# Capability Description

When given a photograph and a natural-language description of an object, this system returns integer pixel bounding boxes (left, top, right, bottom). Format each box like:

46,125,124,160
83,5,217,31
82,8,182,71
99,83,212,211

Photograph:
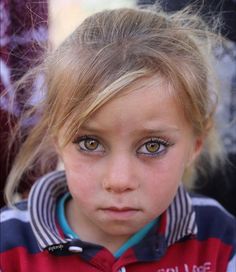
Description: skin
57,76,203,254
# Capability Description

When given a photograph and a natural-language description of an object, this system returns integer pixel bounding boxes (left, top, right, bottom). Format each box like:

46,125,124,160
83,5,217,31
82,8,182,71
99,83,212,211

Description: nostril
104,185,133,194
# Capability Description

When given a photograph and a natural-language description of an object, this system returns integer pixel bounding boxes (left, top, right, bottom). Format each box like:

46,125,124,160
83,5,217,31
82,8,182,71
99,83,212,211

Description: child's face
57,76,202,246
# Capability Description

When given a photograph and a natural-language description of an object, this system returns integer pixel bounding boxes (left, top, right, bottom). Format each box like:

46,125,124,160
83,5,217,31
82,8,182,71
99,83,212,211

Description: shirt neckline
56,191,158,258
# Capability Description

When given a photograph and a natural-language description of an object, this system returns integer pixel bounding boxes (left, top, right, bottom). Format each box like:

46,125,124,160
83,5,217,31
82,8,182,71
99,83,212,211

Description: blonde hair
5,6,223,204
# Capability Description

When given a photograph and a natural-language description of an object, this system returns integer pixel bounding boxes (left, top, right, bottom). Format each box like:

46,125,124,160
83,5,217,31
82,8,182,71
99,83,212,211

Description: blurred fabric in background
0,0,48,207
49,0,135,47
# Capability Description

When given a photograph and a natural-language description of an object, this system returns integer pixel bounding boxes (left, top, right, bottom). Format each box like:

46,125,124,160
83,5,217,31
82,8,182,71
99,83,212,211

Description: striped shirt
1,170,236,271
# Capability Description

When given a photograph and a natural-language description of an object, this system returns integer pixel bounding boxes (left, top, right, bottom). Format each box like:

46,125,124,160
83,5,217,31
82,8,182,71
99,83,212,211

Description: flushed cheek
144,157,184,185
64,163,99,199
146,180,178,215
142,167,182,215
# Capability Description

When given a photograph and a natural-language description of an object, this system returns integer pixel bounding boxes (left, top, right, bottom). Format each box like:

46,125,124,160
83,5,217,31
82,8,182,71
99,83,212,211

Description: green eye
145,142,160,153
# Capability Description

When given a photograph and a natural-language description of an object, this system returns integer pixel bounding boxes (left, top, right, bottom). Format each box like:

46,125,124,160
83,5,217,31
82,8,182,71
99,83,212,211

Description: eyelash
72,135,173,157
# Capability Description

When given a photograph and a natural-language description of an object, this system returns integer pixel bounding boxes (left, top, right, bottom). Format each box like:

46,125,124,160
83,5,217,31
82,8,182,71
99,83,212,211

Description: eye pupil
146,142,160,153
84,139,98,150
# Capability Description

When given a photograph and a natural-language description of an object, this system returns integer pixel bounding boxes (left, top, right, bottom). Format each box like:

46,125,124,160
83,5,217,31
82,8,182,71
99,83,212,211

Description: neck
65,198,131,254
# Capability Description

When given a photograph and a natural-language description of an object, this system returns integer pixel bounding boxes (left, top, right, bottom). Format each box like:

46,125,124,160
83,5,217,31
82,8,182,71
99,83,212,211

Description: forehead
80,76,190,135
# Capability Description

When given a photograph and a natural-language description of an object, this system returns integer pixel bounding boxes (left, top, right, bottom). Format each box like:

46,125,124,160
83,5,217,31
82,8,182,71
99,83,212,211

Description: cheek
148,168,180,199
63,158,98,199
147,154,187,186
144,174,178,218
142,158,186,213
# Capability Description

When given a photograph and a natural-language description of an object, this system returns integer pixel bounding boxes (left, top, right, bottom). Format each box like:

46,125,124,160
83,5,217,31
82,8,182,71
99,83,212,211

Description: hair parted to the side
4,5,224,204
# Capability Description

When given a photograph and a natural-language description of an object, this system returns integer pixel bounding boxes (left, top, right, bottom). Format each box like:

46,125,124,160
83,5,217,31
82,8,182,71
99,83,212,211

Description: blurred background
50,0,135,47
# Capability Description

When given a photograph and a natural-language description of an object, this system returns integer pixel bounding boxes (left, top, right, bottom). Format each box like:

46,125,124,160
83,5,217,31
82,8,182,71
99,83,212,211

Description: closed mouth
100,207,140,219
102,206,139,211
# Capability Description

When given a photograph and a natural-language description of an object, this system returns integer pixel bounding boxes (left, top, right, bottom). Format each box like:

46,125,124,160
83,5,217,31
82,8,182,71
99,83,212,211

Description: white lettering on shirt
156,262,212,272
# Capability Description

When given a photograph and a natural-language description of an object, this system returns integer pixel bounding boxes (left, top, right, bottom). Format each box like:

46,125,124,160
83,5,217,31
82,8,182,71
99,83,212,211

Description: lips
107,206,137,211
100,206,140,220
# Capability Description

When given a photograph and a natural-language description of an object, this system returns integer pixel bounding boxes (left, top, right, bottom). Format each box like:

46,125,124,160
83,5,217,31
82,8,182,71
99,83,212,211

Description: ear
188,136,204,166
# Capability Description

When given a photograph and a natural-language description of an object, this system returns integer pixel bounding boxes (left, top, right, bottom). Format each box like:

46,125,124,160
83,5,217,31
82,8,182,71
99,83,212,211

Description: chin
100,221,142,237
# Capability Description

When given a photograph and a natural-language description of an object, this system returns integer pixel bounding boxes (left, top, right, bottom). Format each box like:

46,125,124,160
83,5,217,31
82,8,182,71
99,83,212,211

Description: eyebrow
79,123,180,134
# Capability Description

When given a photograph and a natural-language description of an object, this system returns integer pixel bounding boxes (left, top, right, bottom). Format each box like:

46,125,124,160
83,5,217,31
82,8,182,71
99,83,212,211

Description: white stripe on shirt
1,209,29,223
227,254,236,272
192,197,234,218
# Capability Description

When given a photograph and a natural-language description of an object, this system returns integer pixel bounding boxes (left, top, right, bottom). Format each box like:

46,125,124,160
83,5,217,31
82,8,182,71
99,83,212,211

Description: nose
102,154,139,193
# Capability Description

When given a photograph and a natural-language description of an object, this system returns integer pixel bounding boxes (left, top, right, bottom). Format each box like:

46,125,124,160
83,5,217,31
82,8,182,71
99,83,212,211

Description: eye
146,142,160,153
83,138,99,151
73,136,105,153
137,138,171,157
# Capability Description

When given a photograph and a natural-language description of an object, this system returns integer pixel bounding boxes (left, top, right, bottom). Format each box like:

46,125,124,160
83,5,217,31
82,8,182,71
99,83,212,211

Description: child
1,6,235,272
